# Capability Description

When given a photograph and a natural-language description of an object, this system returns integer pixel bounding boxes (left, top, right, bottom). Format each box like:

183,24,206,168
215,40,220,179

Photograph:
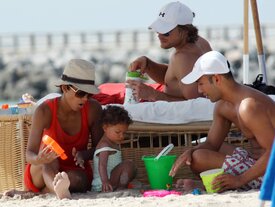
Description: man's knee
191,149,226,172
67,171,89,193
192,149,207,163
190,149,209,172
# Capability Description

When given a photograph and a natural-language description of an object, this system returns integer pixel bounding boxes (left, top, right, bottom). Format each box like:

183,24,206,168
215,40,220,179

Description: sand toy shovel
154,143,174,160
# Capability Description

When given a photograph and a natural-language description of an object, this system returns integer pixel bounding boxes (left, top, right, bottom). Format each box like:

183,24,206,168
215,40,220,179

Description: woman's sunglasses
68,85,92,98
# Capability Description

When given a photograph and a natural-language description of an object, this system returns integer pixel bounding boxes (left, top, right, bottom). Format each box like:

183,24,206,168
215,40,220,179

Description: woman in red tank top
23,59,103,199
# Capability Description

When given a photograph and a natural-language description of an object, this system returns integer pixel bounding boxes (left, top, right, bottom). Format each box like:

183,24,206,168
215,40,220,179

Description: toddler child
92,105,136,192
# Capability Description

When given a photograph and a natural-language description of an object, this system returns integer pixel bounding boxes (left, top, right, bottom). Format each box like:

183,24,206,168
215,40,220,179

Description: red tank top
43,98,91,172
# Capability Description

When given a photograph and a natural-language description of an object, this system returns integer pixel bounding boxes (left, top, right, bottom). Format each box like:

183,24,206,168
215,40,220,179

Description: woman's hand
36,145,59,164
72,147,85,169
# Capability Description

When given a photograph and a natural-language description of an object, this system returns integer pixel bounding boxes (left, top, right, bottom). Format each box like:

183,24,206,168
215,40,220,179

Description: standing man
170,51,275,191
128,1,211,101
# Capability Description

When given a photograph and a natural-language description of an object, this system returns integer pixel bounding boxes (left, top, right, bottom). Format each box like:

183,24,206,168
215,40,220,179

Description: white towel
37,94,275,125
124,98,215,124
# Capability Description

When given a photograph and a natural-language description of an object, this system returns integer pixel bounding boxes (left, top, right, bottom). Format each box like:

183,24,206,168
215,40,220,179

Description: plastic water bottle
42,135,68,160
124,71,144,105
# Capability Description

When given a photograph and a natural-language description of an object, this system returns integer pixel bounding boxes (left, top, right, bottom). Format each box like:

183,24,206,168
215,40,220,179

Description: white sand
0,189,271,207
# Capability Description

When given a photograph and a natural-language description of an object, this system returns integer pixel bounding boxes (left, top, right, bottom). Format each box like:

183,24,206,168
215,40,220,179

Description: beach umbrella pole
243,0,249,84
250,0,268,84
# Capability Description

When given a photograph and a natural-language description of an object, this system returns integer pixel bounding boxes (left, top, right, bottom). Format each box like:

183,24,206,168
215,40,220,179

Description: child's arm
98,150,113,192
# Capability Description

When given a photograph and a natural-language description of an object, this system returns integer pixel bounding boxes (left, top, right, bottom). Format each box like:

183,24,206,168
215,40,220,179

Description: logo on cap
159,12,165,17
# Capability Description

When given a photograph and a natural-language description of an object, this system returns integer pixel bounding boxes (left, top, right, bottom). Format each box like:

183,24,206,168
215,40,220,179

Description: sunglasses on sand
68,85,92,98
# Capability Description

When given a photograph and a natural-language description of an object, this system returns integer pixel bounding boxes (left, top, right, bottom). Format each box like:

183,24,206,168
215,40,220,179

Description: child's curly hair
101,105,133,126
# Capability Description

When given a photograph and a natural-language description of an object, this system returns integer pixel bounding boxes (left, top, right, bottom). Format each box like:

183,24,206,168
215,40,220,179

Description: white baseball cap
149,1,194,34
181,51,230,84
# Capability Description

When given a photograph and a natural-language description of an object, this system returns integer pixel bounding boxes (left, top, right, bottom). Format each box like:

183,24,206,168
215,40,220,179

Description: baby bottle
124,71,145,105
42,135,68,160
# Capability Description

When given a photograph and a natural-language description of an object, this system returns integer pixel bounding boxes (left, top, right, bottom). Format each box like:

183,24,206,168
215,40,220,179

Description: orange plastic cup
42,135,67,160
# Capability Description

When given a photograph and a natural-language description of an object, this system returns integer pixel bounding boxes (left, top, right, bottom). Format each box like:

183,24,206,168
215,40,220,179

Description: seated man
170,51,275,191
128,1,211,102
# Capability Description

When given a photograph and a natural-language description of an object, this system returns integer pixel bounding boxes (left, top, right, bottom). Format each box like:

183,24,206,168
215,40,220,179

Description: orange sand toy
42,135,68,160
1,104,9,109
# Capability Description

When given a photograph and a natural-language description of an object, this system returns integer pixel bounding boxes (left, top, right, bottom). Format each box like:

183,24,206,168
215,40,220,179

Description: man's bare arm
145,57,168,83
236,98,274,184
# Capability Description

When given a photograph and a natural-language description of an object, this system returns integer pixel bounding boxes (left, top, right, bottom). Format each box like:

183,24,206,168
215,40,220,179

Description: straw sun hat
55,59,99,94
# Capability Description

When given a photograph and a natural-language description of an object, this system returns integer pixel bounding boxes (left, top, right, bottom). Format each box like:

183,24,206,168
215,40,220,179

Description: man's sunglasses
68,85,92,98
162,27,177,37
162,31,171,37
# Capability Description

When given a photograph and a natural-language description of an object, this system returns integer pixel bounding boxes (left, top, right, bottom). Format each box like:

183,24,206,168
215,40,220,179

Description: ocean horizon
0,100,18,106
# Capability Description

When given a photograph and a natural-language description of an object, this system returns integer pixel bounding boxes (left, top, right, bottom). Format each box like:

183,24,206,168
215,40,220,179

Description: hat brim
148,18,177,34
55,80,99,94
181,69,204,85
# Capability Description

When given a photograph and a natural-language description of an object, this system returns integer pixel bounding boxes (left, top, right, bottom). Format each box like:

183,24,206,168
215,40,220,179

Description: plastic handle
154,143,174,160
42,135,68,160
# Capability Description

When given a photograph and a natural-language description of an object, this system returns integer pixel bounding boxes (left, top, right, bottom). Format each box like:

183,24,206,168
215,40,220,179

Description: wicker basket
0,115,31,192
0,114,248,192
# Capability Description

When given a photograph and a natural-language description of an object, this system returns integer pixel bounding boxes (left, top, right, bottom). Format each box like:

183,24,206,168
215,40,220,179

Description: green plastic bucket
142,155,176,189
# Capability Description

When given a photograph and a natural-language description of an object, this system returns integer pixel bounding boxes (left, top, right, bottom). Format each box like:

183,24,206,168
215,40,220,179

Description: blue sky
0,0,274,34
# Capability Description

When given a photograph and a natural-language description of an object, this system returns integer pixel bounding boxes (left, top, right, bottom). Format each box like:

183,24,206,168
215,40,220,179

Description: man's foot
3,189,37,199
3,189,22,197
53,172,71,199
175,179,205,192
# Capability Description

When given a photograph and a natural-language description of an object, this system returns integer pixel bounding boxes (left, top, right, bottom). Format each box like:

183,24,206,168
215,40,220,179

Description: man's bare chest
230,114,254,139
164,70,181,93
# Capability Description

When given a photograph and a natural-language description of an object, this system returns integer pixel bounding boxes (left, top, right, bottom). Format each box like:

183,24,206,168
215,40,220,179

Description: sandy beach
0,189,271,207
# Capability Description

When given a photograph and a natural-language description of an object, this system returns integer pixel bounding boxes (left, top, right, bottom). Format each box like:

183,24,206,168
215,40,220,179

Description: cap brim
148,18,177,34
55,80,99,94
181,69,203,84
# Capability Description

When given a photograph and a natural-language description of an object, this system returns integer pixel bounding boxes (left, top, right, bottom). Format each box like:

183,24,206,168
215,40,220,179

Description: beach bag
245,74,275,95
